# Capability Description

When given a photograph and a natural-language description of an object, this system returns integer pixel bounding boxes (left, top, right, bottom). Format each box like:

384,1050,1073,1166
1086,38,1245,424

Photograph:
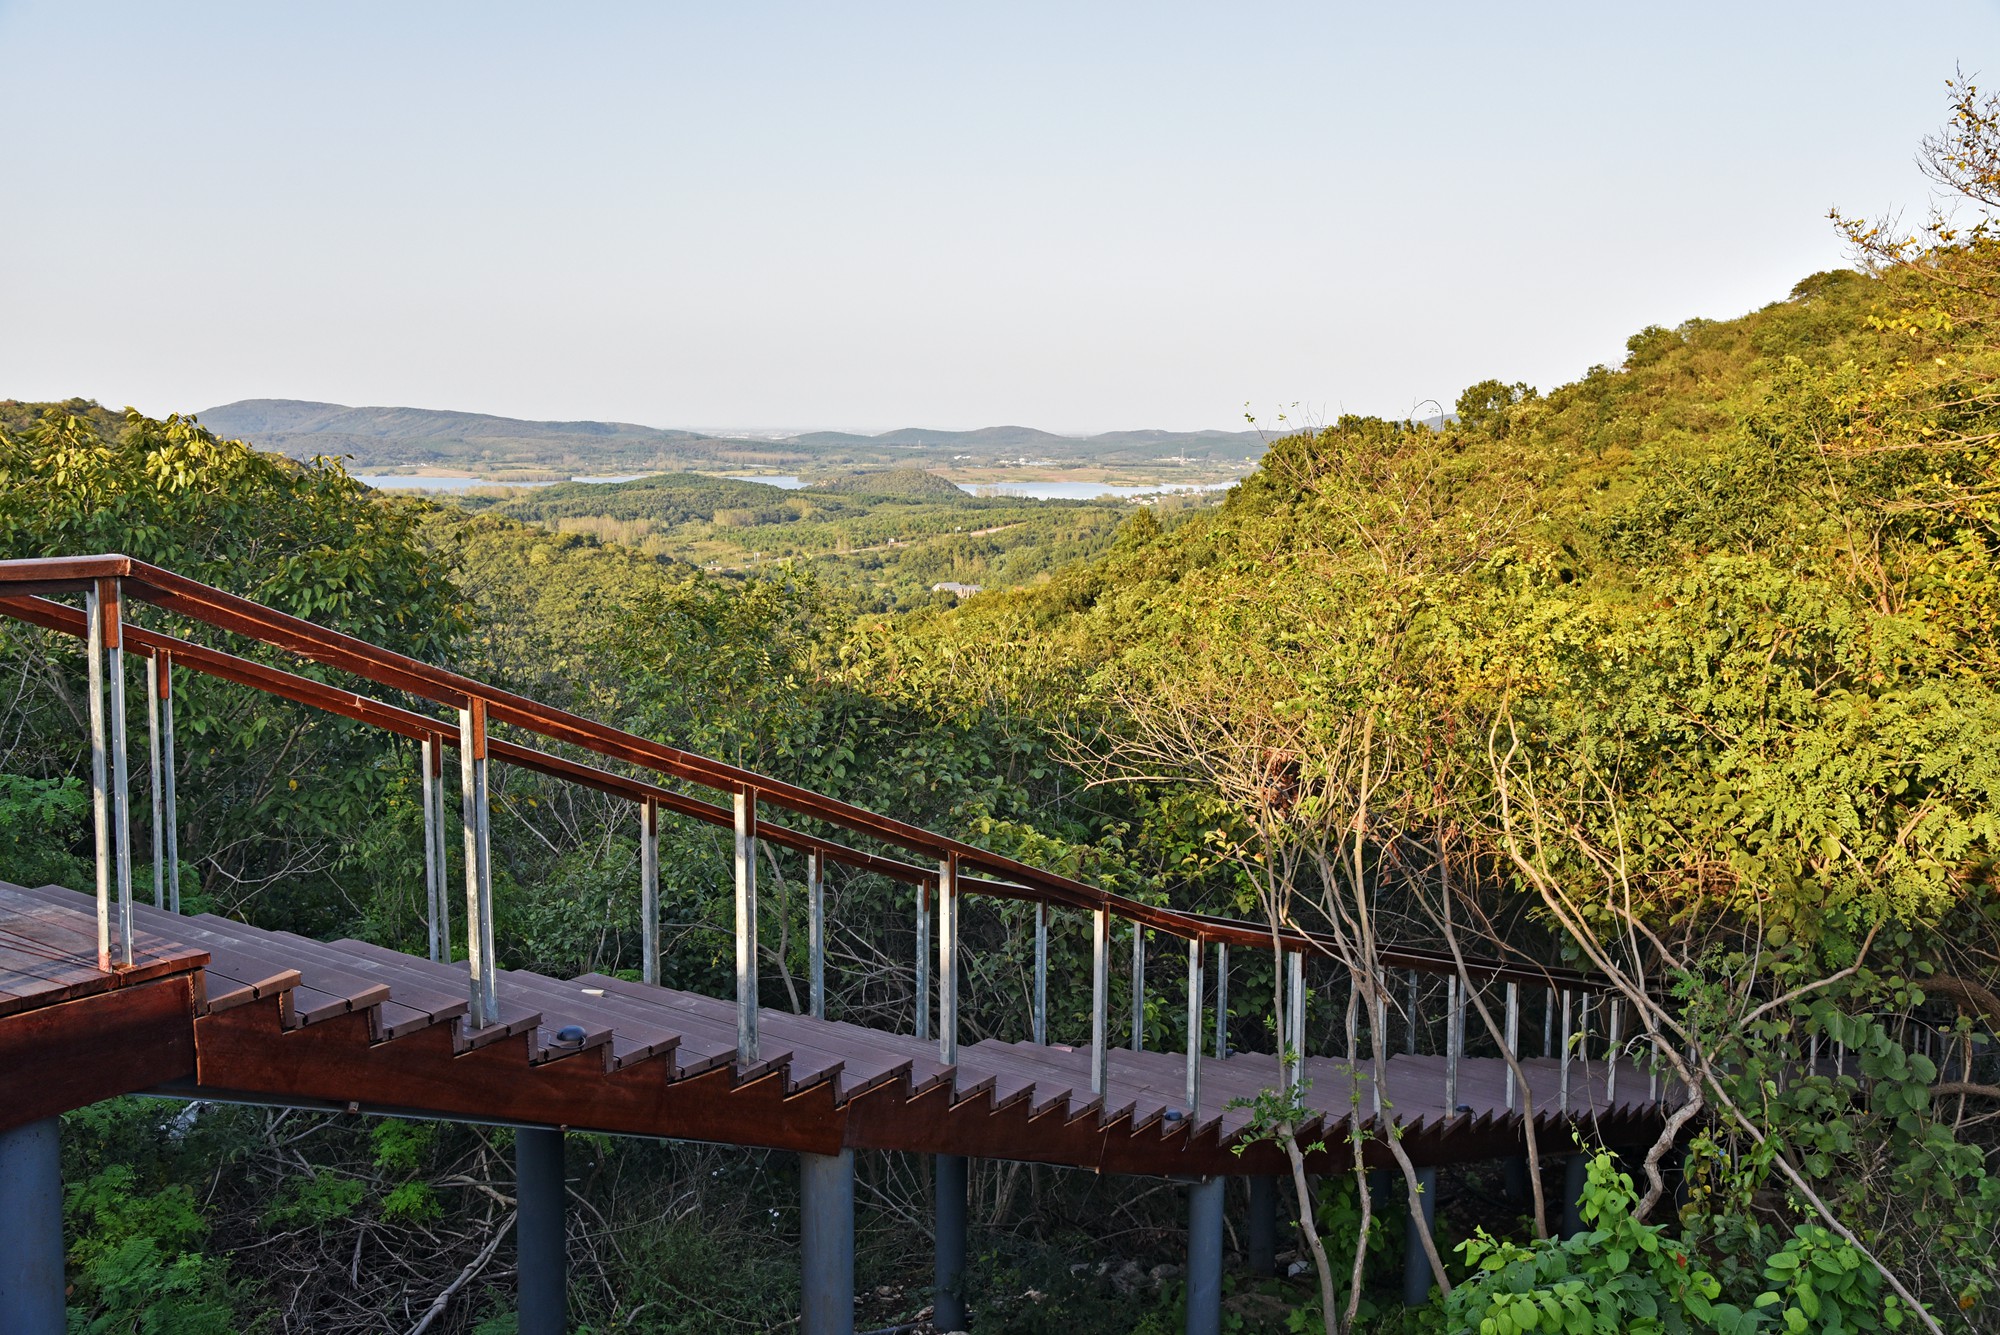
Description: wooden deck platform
0,882,1666,1172
0,883,208,1130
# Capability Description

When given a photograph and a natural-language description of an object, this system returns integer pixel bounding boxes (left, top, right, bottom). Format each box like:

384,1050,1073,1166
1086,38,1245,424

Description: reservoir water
357,473,1233,501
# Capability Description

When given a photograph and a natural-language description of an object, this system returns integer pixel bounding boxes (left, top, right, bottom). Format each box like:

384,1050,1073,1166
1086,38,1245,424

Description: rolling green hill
194,398,1264,479
444,465,1192,610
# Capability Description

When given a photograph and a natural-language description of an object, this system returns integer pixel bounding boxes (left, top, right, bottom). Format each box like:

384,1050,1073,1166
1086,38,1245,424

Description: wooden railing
0,554,1605,1118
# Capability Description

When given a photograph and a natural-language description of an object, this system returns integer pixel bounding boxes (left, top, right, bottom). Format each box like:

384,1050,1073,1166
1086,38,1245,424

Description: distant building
931,582,983,597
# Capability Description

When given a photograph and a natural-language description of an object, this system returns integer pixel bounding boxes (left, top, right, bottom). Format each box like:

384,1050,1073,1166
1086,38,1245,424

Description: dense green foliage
450,465,1147,610
5,82,2000,1335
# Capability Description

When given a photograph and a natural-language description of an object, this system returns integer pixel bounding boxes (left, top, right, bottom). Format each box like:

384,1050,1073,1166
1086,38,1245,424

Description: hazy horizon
4,2,1996,433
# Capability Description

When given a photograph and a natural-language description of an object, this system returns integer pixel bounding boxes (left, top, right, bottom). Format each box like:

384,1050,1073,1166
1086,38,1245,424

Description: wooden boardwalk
0,881,1666,1175
0,884,207,1128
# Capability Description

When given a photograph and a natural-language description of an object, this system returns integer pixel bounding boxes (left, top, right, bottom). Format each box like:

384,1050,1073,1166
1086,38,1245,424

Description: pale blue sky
2,2,1995,434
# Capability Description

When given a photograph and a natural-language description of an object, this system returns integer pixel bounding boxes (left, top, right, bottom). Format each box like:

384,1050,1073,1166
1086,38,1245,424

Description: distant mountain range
195,400,1264,476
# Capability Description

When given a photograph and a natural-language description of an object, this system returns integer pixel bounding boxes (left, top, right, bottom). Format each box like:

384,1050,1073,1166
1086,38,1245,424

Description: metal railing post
1090,906,1109,1095
85,579,134,970
421,737,441,962
1184,936,1202,1115
1406,970,1419,1054
938,854,958,1065
1504,981,1520,1112
1606,997,1622,1105
734,788,760,1065
105,582,134,968
1214,941,1229,1059
146,654,163,910
1558,989,1573,1115
1445,974,1462,1115
428,736,450,960
1129,920,1145,1052
158,649,179,914
808,848,825,1020
915,878,930,1042
1284,949,1306,1090
459,700,497,1028
1544,987,1556,1057
1032,901,1048,1045
86,585,111,968
641,797,660,986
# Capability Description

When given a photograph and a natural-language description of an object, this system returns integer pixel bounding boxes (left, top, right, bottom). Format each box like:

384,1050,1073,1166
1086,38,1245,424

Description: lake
359,473,1236,501
725,475,1232,501
353,474,648,491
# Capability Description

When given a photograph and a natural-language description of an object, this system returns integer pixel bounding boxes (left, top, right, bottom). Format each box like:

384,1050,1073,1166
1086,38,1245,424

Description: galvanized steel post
158,649,179,914
1032,901,1047,1045
938,854,959,1066
800,1149,855,1335
459,700,498,1028
0,1117,62,1335
1184,936,1202,1115
1130,921,1145,1052
1090,907,1109,1096
1504,981,1520,1112
146,654,163,910
1558,990,1573,1115
1213,941,1228,1059
735,788,760,1066
1606,997,1622,1105
1185,1175,1225,1335
84,585,111,965
640,798,660,986
1406,970,1419,1054
88,580,134,969
808,848,826,1020
515,1127,566,1335
915,878,930,1043
1444,974,1462,1114
427,736,450,961
421,738,442,963
1284,949,1306,1089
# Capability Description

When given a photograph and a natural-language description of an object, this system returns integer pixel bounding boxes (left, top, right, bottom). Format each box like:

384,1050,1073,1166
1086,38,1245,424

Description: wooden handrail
0,555,1602,992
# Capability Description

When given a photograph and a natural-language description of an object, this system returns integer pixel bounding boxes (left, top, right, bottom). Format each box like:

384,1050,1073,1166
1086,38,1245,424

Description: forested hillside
2,84,1999,1334
445,466,1156,608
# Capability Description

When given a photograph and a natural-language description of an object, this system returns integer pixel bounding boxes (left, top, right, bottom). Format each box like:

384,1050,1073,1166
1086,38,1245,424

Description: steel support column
0,1117,63,1335
800,1149,855,1335
1246,1175,1277,1275
1185,1175,1225,1335
1562,1153,1588,1237
1400,1165,1439,1306
934,1153,969,1332
516,1127,565,1335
